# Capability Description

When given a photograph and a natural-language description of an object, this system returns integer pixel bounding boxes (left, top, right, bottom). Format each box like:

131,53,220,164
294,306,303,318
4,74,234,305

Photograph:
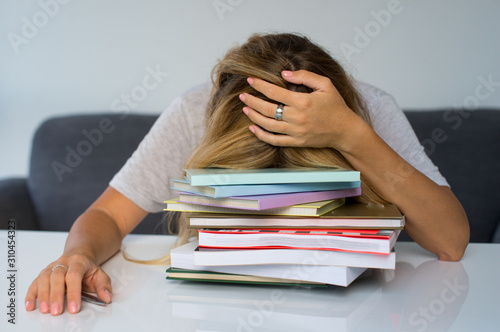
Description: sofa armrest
0,178,39,230
493,223,500,244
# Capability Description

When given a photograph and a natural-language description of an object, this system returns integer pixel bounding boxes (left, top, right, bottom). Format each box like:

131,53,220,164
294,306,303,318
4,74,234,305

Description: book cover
170,241,366,286
177,188,359,211
165,198,346,217
184,168,360,186
198,229,401,254
171,179,361,198
166,267,328,287
194,246,396,269
187,203,405,229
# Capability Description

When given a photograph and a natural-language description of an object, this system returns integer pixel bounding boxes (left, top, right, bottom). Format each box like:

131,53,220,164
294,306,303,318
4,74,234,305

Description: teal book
184,168,360,186
172,179,361,198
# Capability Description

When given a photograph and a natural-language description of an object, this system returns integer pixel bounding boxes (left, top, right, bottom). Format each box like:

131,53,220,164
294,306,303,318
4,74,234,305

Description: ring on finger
52,264,68,273
275,103,285,121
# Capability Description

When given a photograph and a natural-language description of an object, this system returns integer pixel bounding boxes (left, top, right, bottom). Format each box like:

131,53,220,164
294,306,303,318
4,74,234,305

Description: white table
1,230,499,332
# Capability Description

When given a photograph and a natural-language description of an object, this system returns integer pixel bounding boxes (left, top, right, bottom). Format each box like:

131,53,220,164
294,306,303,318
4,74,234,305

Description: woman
25,33,469,316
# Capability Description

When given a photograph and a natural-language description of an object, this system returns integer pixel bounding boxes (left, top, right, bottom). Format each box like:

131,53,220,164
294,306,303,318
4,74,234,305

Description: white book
170,242,367,287
194,246,396,269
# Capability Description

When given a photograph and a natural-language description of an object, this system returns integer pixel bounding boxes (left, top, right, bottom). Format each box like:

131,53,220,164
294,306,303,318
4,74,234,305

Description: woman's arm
25,186,148,315
240,70,469,261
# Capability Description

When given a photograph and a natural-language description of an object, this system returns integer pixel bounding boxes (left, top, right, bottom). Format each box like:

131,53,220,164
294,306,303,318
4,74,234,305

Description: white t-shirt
110,82,448,213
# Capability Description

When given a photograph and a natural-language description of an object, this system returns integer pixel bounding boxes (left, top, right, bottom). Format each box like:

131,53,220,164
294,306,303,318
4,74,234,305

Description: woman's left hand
239,70,366,152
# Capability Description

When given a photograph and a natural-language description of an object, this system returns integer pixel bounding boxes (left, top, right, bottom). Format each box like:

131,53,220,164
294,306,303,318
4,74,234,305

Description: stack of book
164,168,404,287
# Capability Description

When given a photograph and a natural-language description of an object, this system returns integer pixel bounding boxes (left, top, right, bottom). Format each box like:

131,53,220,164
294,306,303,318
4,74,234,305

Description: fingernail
242,107,249,115
249,126,256,134
282,70,293,77
104,290,112,303
239,93,245,102
69,301,79,314
40,301,49,313
247,77,254,85
50,302,60,315
25,300,32,310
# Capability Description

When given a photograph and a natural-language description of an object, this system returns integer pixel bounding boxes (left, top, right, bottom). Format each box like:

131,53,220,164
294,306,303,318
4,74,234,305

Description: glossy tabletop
1,230,499,332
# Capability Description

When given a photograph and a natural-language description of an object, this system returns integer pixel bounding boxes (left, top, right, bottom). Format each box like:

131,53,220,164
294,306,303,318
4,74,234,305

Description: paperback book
165,198,346,217
193,246,396,269
187,203,405,229
171,179,361,198
198,229,400,254
169,241,367,286
177,188,360,211
184,168,360,186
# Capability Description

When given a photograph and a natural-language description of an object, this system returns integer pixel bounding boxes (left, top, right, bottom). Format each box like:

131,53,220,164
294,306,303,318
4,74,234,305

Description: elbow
437,247,467,262
437,224,470,262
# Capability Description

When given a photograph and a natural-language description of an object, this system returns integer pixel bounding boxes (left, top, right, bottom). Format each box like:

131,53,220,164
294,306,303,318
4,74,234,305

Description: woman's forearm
62,186,149,265
340,119,470,261
63,209,125,265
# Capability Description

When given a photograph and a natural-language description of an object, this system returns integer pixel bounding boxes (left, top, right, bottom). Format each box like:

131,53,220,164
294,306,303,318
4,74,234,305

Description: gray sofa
1,110,499,242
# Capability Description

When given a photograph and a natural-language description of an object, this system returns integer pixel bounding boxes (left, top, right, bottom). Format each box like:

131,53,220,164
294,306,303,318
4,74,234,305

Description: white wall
1,0,499,179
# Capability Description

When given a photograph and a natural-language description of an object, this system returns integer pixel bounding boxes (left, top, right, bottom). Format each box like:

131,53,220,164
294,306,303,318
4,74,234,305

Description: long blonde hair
173,33,387,247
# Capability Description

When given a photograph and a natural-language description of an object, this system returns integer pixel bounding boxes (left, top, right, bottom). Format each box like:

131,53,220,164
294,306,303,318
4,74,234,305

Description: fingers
65,264,84,314
281,70,335,92
239,93,283,120
91,268,113,304
25,278,38,311
25,256,111,316
246,77,294,106
243,106,288,134
49,265,68,315
249,125,295,147
36,267,52,314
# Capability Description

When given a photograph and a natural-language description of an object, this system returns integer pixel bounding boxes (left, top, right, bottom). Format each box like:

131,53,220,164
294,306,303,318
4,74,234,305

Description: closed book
187,203,405,229
166,268,327,287
170,241,366,286
177,188,360,211
165,198,345,217
184,168,360,186
194,246,396,270
171,179,361,198
198,229,400,254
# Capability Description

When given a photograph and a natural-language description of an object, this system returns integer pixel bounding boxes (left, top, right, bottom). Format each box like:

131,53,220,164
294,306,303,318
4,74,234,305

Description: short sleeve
109,83,211,212
356,81,449,187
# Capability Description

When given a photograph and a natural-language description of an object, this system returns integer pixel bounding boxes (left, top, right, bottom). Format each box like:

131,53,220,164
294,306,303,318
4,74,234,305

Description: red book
198,228,400,255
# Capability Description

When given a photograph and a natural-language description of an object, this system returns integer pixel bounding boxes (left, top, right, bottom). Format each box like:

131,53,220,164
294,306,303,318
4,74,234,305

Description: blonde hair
173,33,388,247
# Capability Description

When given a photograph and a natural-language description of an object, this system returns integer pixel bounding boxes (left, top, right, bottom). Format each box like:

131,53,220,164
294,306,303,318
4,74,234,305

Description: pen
80,292,108,306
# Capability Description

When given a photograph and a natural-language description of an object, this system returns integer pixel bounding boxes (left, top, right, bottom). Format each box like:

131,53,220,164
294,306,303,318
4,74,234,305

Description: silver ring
52,264,68,273
275,103,284,120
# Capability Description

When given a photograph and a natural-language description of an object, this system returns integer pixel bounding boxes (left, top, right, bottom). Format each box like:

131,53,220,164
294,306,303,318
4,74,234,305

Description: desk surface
1,230,499,332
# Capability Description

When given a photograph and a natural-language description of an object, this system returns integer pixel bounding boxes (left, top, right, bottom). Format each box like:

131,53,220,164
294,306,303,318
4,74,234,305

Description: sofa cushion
405,109,500,243
28,113,165,234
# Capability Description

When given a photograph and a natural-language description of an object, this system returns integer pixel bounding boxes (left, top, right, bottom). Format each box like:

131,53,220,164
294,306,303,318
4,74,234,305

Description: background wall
1,0,499,180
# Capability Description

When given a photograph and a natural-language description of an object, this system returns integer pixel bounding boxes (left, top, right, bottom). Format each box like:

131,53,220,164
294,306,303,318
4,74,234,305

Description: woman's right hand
25,252,112,315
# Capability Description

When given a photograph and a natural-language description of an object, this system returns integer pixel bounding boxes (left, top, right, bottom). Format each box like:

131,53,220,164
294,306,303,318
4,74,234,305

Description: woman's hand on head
25,253,112,315
240,70,367,152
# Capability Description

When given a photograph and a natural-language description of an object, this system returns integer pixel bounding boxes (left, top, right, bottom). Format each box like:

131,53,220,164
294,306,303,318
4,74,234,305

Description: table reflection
166,259,468,332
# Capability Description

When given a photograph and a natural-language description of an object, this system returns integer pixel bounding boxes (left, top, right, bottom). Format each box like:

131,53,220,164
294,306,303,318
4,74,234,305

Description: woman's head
185,32,384,203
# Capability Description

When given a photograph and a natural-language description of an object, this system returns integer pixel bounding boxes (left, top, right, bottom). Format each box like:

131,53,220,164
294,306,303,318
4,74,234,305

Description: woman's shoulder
178,81,212,111
354,80,403,120
355,81,395,105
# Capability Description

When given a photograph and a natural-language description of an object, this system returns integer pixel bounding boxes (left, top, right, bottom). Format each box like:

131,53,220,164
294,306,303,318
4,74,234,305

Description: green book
184,168,360,186
166,268,327,287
